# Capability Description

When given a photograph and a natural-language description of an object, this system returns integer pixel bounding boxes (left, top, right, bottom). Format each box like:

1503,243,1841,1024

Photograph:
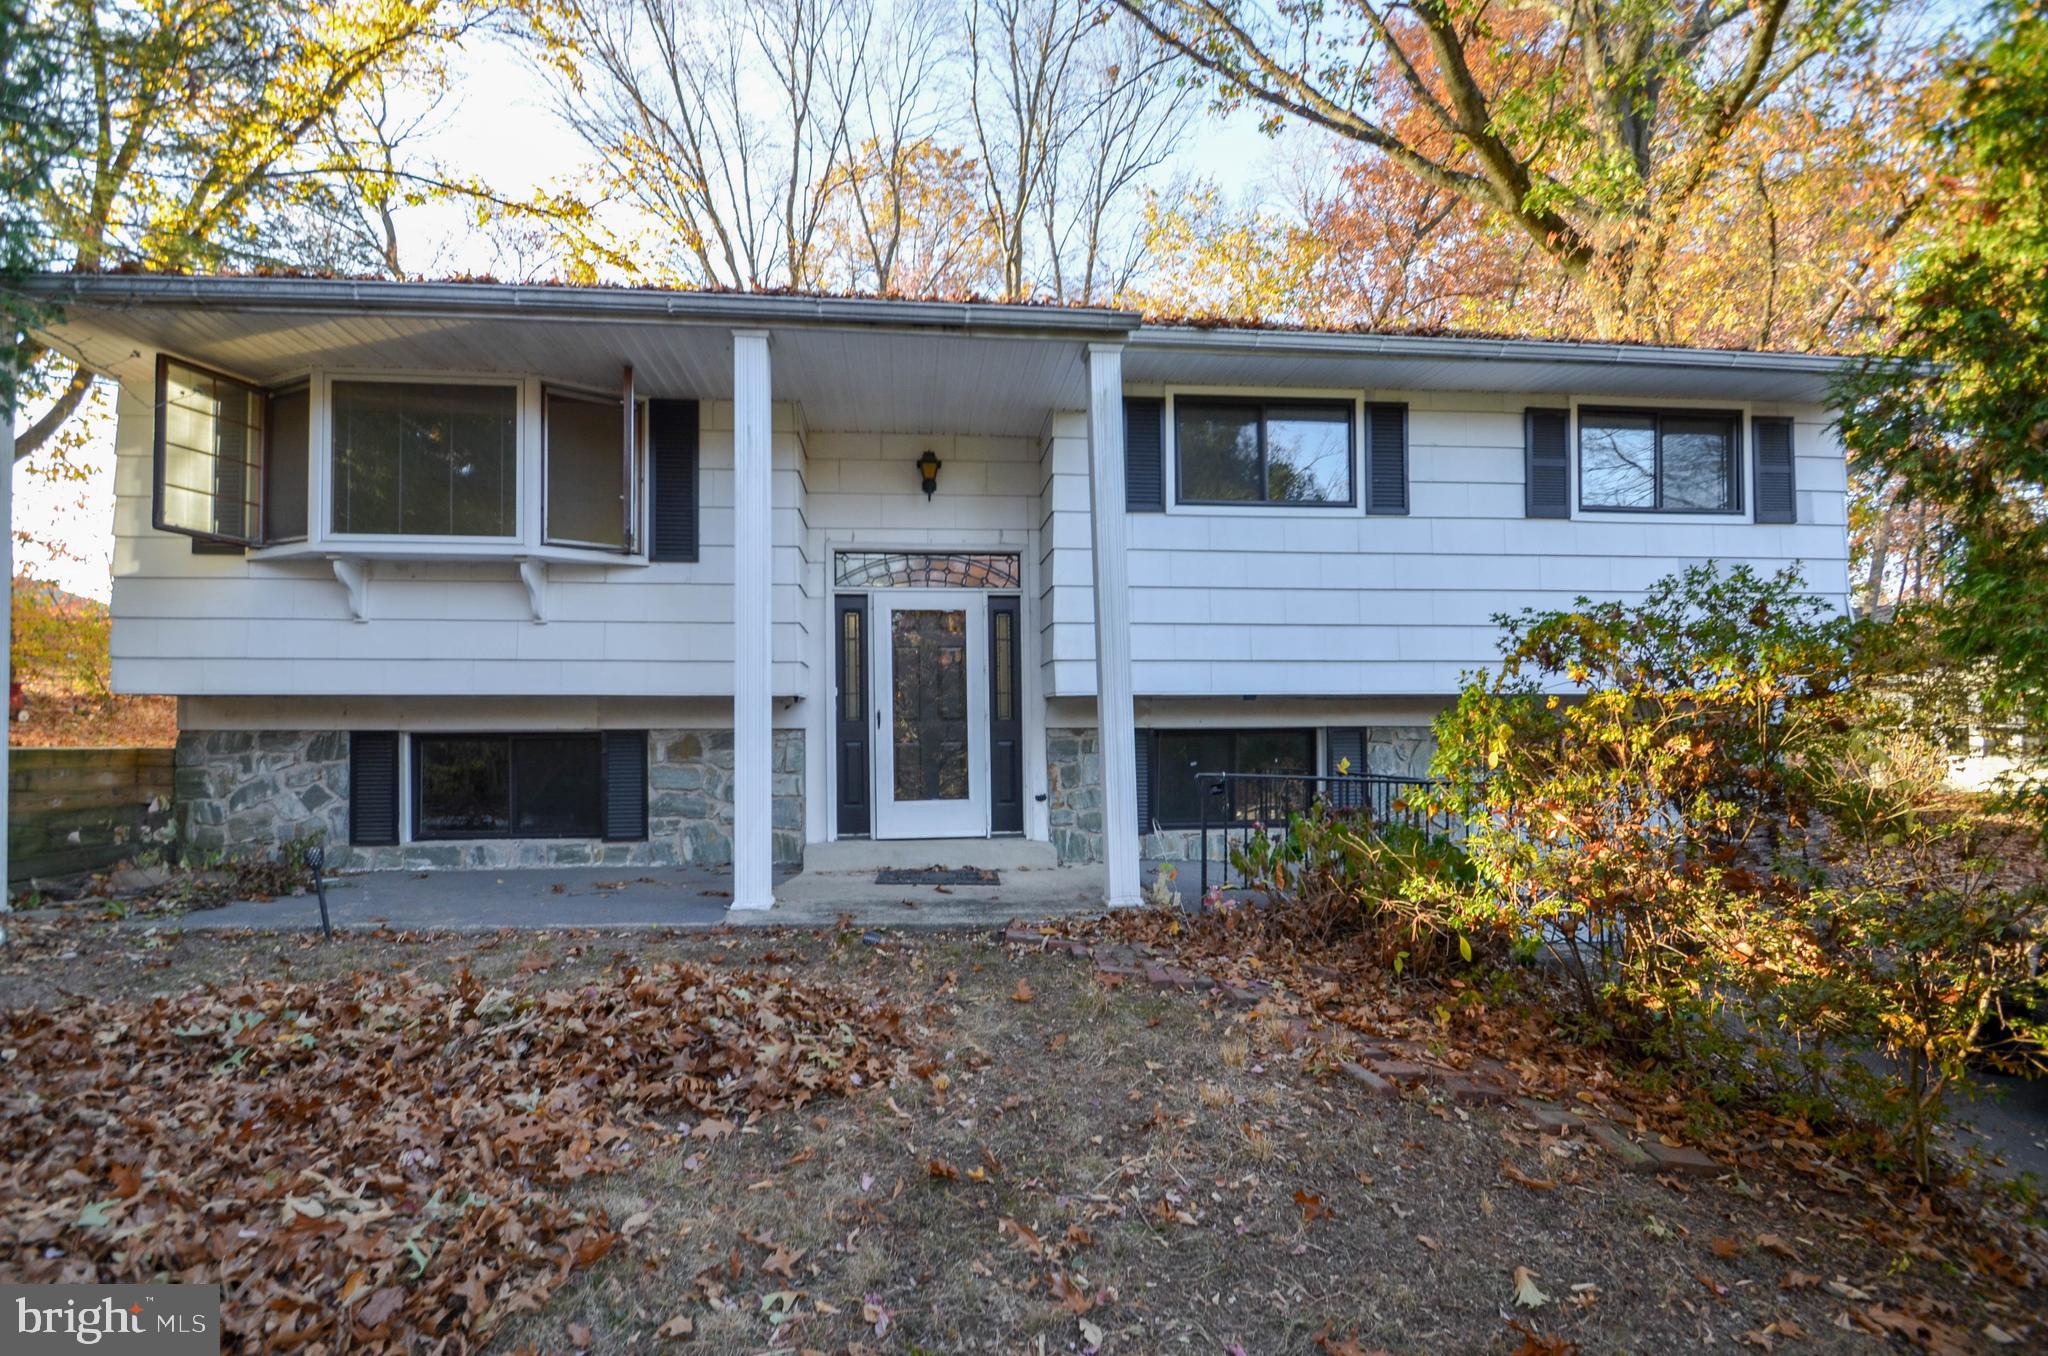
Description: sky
12,33,1282,603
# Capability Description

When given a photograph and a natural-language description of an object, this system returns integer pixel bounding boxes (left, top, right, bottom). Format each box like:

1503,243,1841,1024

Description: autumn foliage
0,959,908,1349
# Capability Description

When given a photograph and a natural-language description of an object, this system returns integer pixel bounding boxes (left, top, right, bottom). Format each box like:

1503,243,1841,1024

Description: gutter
20,274,1144,339
1126,324,1850,377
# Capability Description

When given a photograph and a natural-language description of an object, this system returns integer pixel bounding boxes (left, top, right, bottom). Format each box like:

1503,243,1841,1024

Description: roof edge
19,273,1144,338
1127,324,1846,373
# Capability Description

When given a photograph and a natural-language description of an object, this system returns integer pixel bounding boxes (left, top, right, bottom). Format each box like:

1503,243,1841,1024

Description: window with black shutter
1365,403,1408,515
1751,416,1797,523
349,731,400,846
1124,397,1164,511
648,398,700,562
1524,408,1571,518
411,733,619,840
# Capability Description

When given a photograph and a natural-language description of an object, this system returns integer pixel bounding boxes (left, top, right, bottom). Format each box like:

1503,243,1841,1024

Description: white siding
1044,391,1849,697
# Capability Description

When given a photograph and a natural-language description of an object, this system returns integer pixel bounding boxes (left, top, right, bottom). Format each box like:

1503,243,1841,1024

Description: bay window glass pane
546,391,628,548
265,385,309,541
1580,414,1657,509
1153,731,1232,827
158,360,261,541
512,736,604,836
1661,417,1735,510
1177,402,1261,501
416,737,511,837
1265,406,1351,503
331,381,517,536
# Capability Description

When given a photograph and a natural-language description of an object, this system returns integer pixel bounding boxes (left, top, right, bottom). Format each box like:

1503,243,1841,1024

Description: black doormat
875,867,1001,886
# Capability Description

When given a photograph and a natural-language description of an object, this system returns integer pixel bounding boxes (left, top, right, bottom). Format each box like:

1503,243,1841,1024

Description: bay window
154,357,266,544
330,380,518,536
544,387,634,551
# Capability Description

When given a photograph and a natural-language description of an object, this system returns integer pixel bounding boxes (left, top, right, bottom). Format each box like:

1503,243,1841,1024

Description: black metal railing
1193,771,1452,898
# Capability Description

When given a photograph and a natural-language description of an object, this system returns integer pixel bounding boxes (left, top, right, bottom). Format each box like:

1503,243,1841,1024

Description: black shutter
602,730,649,841
348,731,400,846
1752,416,1797,524
1525,408,1571,518
648,398,699,562
1365,403,1408,514
1124,397,1164,511
836,596,870,837
1134,729,1155,833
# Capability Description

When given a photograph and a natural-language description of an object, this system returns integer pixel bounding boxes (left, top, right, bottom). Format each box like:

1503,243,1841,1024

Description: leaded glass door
872,592,989,838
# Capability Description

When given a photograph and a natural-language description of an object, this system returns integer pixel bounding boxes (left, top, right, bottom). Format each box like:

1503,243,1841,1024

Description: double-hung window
1175,398,1353,506
1579,407,1742,513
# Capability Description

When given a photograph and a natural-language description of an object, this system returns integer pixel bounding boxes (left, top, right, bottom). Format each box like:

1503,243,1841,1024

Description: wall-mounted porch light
915,449,943,500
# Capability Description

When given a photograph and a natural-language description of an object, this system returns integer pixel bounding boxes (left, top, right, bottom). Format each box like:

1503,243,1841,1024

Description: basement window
413,733,604,839
1150,728,1316,828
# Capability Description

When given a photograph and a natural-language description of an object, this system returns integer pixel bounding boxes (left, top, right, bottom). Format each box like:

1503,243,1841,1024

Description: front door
873,592,988,838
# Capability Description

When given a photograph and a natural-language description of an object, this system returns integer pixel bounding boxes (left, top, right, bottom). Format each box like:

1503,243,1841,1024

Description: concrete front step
801,837,1059,873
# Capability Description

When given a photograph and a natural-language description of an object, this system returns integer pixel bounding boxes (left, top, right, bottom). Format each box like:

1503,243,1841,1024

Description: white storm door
872,593,988,839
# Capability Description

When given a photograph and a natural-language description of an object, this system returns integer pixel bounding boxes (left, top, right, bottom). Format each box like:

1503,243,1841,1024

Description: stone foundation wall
1367,726,1437,779
175,731,351,858
1045,726,1103,866
174,728,804,872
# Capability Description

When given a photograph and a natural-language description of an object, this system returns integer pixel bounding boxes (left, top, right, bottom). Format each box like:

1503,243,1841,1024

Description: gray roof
21,274,1848,433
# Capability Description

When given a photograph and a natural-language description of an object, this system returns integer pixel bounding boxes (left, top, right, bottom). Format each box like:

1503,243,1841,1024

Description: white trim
818,540,1045,847
730,330,776,909
1086,343,1142,907
871,591,991,839
1161,384,1367,518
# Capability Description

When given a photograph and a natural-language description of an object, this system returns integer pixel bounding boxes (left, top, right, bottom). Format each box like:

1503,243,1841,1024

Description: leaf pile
0,960,908,1351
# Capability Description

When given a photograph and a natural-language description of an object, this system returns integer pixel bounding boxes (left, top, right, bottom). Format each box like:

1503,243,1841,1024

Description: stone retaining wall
174,728,804,871
10,746,177,883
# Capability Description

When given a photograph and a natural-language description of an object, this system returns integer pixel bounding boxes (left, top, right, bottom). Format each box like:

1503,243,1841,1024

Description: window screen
331,380,517,536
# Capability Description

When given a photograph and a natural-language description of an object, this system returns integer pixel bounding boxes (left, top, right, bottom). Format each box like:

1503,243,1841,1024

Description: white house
24,275,1850,909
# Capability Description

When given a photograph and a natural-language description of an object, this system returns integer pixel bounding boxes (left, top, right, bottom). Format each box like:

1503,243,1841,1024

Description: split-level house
23,275,1851,909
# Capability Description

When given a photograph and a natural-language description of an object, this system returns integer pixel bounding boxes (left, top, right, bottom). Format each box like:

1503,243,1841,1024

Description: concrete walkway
165,858,1134,932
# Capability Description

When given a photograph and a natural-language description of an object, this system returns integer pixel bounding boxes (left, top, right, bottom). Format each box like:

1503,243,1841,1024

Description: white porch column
730,330,775,910
1084,343,1141,907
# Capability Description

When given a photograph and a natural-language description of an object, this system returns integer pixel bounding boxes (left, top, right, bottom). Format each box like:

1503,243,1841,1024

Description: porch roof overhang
1123,326,1848,405
22,274,1139,437
23,275,1851,430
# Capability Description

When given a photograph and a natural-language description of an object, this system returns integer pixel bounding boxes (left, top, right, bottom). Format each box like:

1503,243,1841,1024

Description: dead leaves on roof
0,959,907,1351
